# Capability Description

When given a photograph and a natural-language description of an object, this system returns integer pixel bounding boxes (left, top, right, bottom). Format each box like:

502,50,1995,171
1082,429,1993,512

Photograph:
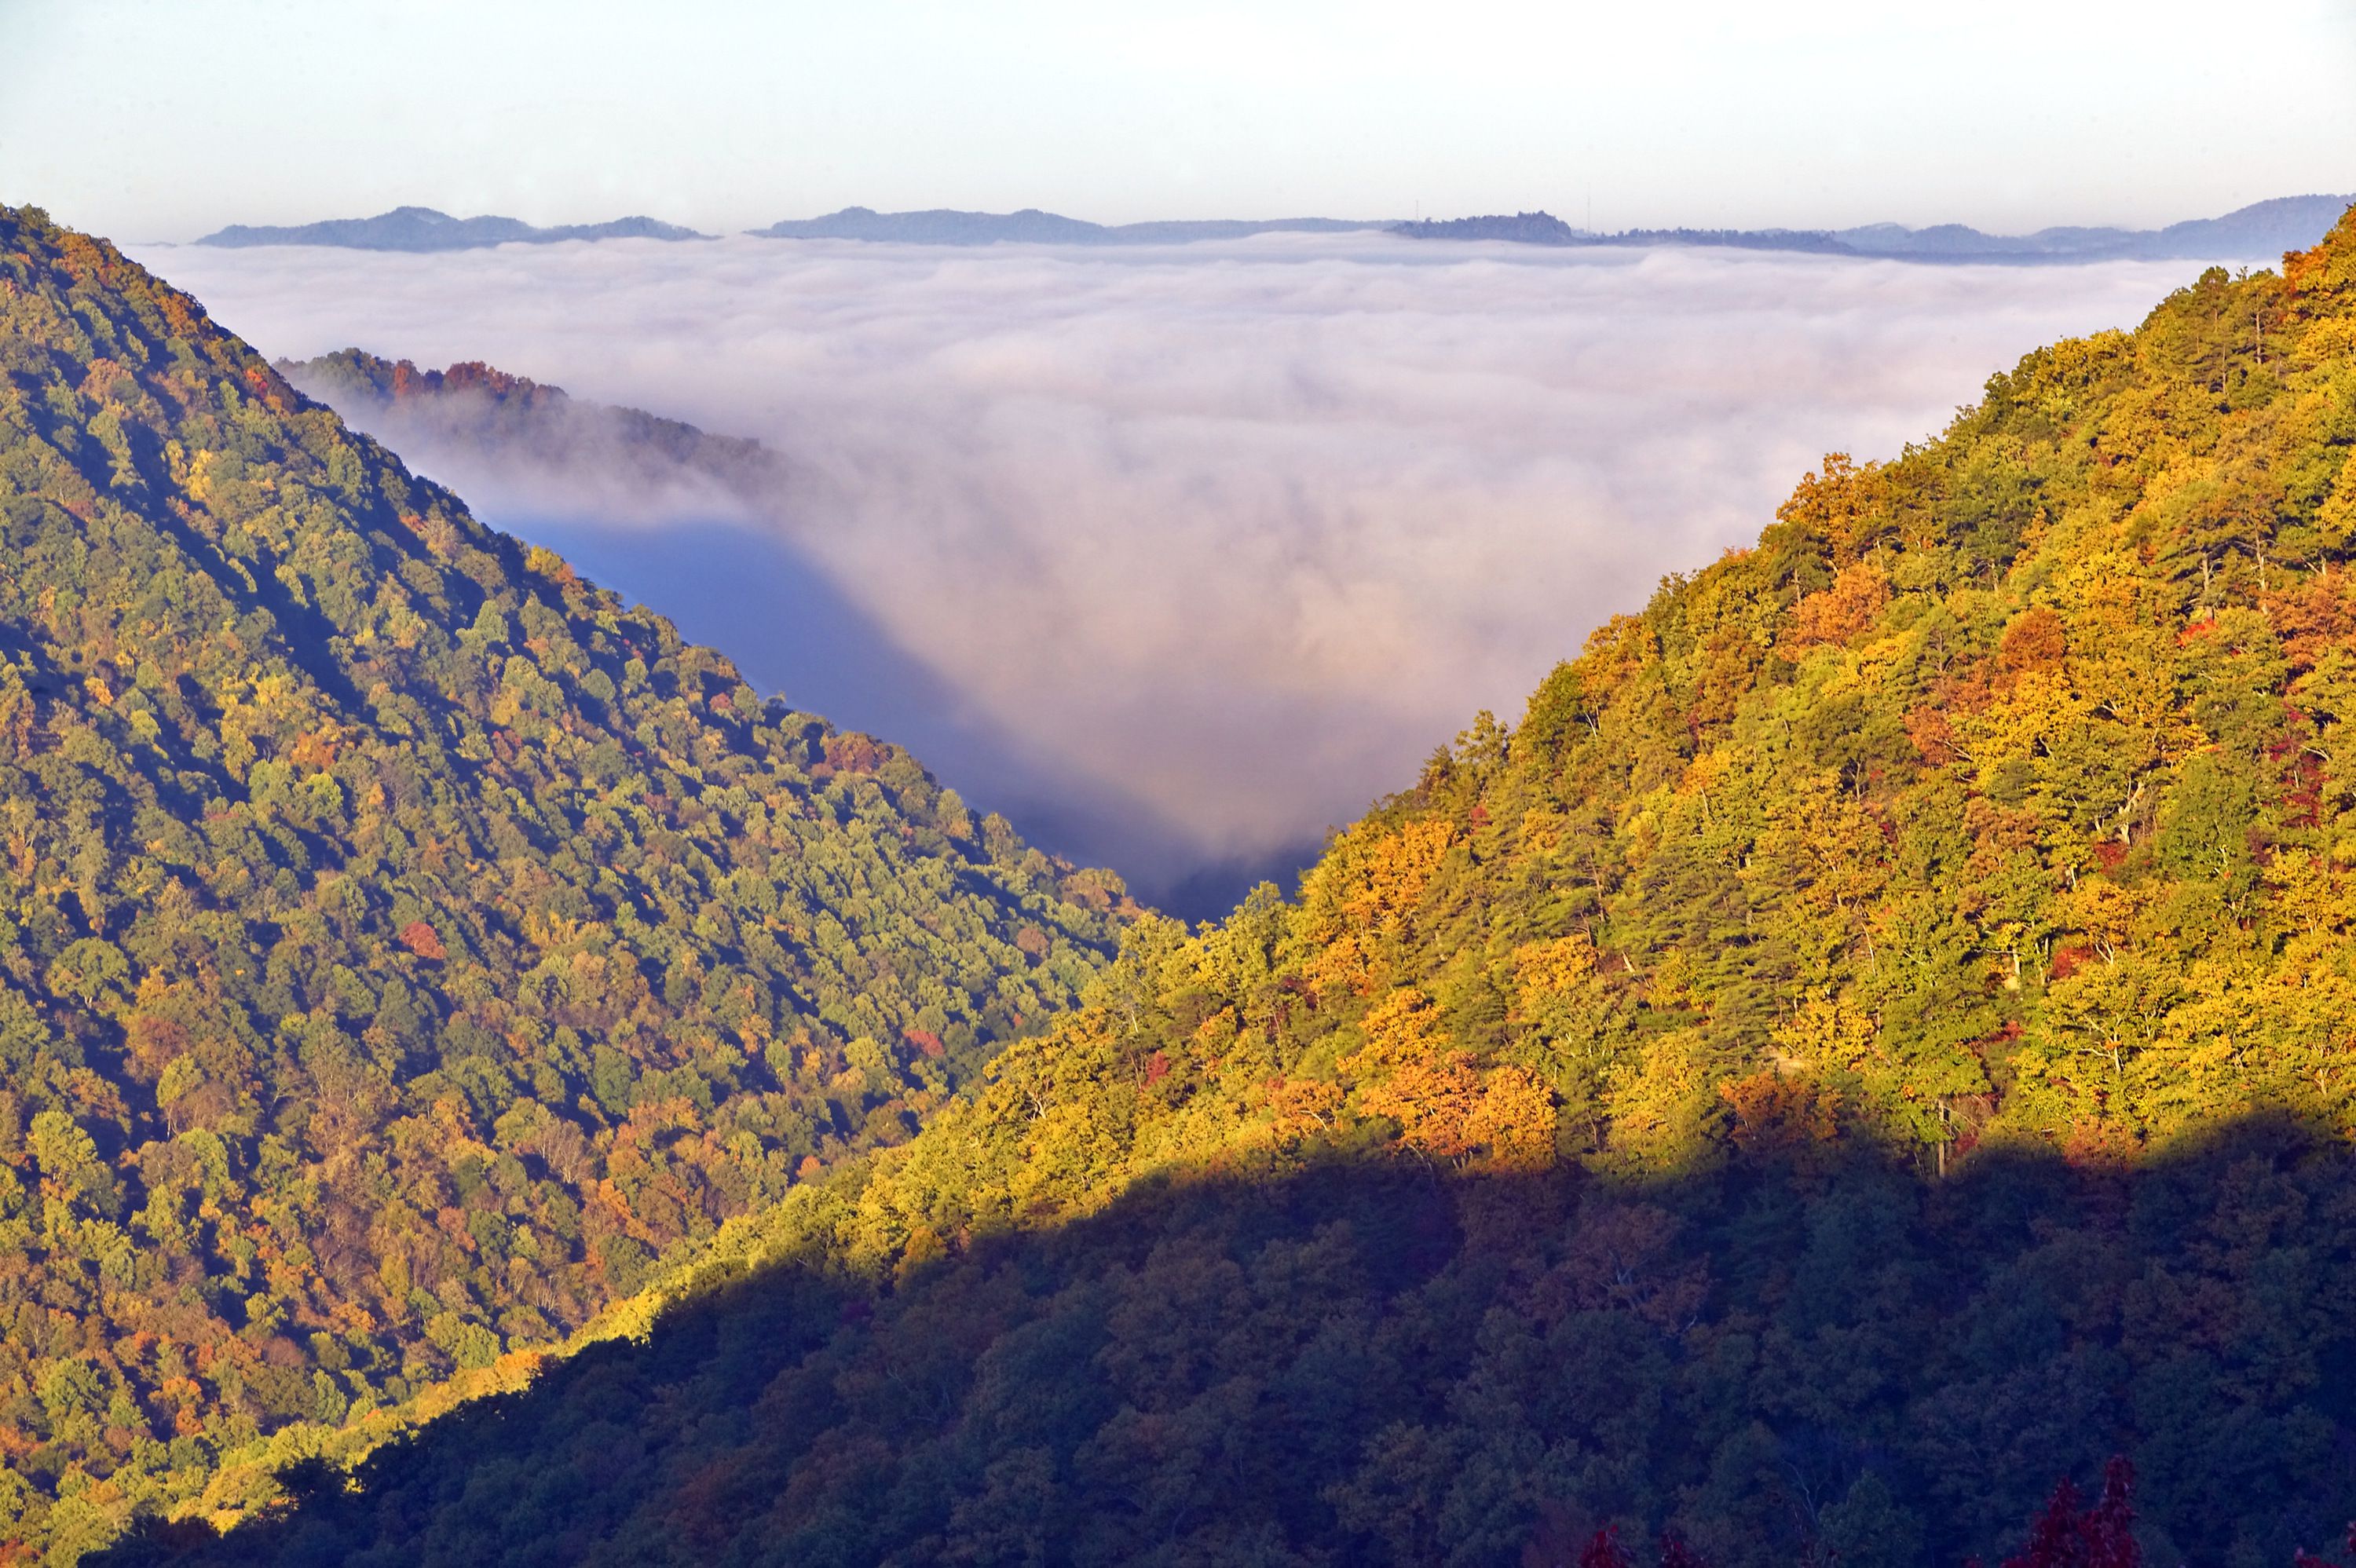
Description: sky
6,0,2354,241
134,233,2227,912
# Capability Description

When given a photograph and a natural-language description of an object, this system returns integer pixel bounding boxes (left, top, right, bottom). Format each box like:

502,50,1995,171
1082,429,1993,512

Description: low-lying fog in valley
134,232,2235,915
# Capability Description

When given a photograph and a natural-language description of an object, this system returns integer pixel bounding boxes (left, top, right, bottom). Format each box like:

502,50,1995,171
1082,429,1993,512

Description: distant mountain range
1394,194,2356,263
1394,212,1855,254
747,207,1381,244
194,206,1379,253
194,195,2354,262
197,205,708,250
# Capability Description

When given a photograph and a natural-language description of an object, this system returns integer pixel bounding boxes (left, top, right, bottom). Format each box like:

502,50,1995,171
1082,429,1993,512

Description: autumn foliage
1988,1458,2141,1568
24,202,2356,1563
0,204,1128,1556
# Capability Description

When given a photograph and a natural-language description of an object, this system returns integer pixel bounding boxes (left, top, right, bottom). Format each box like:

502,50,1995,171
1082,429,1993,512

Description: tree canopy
0,205,1130,1557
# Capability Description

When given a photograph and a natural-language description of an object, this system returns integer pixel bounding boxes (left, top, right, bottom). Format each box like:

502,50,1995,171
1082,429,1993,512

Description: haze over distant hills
1396,193,2356,263
747,207,1383,244
197,206,709,250
194,206,1380,252
192,195,2350,260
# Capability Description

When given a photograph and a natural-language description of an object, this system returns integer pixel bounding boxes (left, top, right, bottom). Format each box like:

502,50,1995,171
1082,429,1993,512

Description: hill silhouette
748,207,1383,245
1393,194,2356,262
196,208,708,250
269,350,1310,919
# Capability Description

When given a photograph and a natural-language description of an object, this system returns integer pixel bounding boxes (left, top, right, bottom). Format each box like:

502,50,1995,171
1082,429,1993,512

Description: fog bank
134,232,2221,914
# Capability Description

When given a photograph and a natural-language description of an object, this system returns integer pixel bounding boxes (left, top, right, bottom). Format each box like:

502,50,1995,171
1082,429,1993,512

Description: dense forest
0,206,1132,1558
90,210,2356,1563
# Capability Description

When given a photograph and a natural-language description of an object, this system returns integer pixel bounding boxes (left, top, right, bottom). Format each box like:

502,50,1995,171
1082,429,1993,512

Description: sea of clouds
131,232,2227,914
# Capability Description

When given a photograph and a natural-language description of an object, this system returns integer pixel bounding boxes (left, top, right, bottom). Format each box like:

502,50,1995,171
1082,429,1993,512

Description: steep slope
123,209,2356,1565
0,206,1130,1554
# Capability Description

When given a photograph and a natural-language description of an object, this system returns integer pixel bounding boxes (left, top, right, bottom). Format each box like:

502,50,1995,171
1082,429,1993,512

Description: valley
2,199,2354,1560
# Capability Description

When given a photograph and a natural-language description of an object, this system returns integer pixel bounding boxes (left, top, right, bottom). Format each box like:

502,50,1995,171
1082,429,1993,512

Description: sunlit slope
909,207,2356,1190
0,207,1129,1553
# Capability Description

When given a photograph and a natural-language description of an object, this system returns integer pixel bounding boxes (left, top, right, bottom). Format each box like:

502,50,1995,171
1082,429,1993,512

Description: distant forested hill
273,350,783,509
196,208,707,251
193,196,2351,259
114,210,2356,1566
1395,193,2356,262
0,206,1130,1556
748,206,1383,244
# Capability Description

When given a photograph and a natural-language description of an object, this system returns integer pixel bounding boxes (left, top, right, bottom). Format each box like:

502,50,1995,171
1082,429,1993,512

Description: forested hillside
0,206,1129,1557
116,209,2356,1565
273,349,783,509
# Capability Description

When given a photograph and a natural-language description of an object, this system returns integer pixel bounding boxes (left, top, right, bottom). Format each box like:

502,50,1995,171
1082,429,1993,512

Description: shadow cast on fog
100,1113,2356,1568
494,512,1317,919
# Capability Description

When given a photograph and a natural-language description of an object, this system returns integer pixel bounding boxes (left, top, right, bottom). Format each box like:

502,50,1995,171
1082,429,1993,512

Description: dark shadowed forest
108,1120,2356,1567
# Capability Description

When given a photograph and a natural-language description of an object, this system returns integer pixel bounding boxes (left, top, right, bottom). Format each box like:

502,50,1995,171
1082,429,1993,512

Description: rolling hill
1393,193,2356,263
747,207,1384,245
195,209,708,251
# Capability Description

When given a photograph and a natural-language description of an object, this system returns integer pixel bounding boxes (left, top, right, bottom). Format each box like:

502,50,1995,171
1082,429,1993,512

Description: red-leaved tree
1577,1527,1633,1568
1986,1457,2138,1568
1571,1526,1710,1568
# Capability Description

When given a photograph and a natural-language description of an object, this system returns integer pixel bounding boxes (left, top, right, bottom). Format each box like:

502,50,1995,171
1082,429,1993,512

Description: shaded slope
108,1119,2356,1567
0,206,1130,1554
269,351,1294,921
110,203,2356,1563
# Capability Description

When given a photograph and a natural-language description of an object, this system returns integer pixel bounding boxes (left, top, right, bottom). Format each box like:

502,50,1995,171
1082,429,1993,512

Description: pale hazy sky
5,0,2352,243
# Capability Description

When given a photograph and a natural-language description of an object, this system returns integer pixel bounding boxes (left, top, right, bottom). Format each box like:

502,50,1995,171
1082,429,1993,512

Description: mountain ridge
262,349,1302,919
744,206,1386,245
196,207,709,251
194,196,2353,259
1393,192,2356,263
